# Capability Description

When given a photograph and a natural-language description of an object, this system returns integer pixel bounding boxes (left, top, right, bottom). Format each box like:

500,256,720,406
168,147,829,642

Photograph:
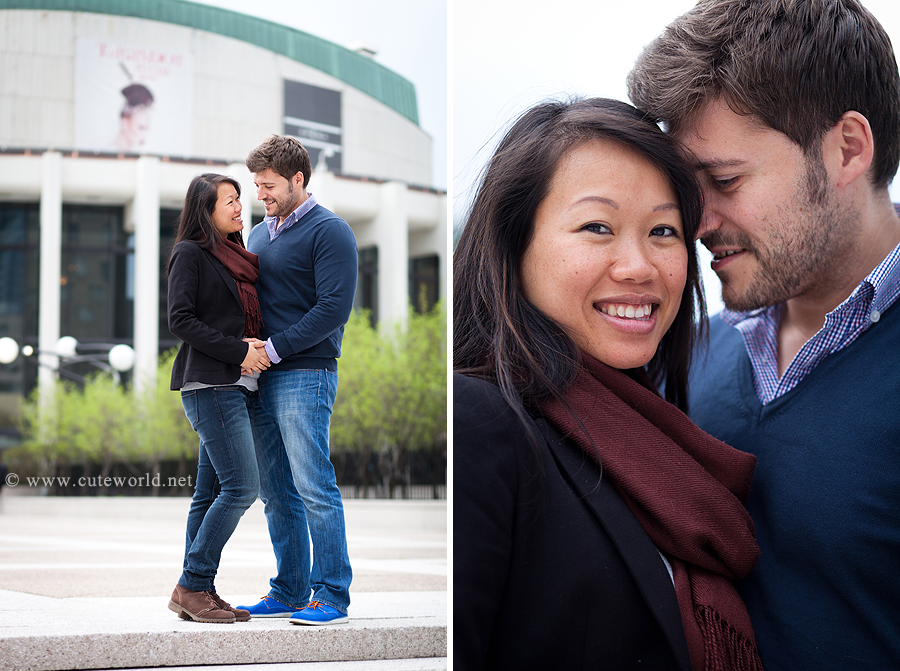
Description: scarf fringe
209,239,263,340
239,284,263,340
697,605,764,671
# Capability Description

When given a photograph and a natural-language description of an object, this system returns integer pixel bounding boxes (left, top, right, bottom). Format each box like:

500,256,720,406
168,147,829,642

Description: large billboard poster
283,80,343,174
74,38,194,156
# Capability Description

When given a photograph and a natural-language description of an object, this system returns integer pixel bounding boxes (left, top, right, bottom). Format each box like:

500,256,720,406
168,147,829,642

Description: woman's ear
824,111,874,189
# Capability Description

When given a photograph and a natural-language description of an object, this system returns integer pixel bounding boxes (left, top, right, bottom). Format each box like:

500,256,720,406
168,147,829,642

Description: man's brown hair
245,135,312,188
627,0,900,188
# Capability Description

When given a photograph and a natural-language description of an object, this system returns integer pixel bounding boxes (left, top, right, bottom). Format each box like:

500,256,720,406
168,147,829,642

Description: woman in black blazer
453,99,763,670
166,173,269,624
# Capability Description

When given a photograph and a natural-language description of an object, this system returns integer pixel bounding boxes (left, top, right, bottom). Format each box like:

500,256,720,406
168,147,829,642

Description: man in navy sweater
629,1,900,668
237,135,357,625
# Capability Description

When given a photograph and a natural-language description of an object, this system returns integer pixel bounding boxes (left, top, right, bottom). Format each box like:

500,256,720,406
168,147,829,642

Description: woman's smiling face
211,182,243,238
520,138,688,370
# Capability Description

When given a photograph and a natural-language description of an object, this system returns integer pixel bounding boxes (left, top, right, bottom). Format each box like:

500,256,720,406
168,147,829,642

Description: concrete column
310,169,336,212
38,151,62,390
373,181,409,328
132,156,160,394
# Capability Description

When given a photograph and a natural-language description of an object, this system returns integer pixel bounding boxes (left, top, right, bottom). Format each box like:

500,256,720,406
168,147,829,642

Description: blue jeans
180,386,260,592
250,369,352,613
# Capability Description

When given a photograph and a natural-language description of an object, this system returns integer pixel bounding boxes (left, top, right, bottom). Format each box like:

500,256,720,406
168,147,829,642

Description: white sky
451,0,900,315
187,0,447,190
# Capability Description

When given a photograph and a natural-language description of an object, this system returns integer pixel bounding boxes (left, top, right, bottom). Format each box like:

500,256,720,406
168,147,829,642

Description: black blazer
453,373,692,671
167,240,249,390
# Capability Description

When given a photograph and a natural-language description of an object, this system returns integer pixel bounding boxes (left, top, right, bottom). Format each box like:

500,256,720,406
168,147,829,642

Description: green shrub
10,303,447,497
331,302,447,496
11,349,197,493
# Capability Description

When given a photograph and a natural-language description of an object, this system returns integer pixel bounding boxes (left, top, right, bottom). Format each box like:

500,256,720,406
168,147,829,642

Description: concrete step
0,591,446,671
101,662,448,671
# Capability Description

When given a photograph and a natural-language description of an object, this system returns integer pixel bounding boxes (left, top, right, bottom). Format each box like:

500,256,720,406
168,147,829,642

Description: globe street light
0,336,135,385
55,336,78,359
108,344,136,373
0,337,19,365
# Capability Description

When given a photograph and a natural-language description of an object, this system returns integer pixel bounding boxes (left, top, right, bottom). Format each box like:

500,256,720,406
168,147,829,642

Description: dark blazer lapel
202,247,243,309
538,419,693,671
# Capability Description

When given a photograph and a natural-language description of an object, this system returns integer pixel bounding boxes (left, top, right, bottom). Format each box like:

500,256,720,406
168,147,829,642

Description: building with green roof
0,0,446,435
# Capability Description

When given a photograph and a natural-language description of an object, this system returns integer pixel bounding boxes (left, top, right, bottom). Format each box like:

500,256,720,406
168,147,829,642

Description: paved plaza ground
0,490,447,671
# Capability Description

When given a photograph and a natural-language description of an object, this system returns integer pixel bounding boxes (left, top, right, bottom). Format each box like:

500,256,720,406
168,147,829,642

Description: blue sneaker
289,600,349,625
236,595,295,618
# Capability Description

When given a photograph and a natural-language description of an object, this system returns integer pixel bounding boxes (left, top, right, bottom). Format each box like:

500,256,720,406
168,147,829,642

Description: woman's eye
582,222,611,234
650,225,680,238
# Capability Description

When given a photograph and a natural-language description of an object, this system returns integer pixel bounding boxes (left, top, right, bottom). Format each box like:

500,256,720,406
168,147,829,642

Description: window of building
409,255,440,313
0,203,40,447
355,246,378,326
159,208,181,353
60,204,133,342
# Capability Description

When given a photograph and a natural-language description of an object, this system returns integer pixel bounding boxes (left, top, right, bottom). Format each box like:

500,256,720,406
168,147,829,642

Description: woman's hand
240,338,271,375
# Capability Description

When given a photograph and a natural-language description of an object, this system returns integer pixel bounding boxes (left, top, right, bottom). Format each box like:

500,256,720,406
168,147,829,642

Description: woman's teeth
599,303,653,319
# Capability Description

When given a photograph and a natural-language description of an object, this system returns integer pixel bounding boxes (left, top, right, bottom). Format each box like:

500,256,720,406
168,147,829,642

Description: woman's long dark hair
454,97,706,426
167,173,244,272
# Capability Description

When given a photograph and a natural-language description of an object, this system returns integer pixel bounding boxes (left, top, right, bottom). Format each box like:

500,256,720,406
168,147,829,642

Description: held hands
241,338,271,375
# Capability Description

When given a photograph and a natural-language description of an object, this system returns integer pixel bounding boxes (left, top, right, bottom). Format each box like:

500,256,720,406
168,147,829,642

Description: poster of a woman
74,38,192,155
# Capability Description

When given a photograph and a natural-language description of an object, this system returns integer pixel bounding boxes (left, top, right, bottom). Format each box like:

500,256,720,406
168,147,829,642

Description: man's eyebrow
693,158,747,171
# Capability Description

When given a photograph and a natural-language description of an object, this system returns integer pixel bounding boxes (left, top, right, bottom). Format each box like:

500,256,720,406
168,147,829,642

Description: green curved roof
0,0,419,124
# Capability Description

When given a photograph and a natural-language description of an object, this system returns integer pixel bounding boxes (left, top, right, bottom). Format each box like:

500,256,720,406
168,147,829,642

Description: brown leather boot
211,591,251,622
168,584,235,623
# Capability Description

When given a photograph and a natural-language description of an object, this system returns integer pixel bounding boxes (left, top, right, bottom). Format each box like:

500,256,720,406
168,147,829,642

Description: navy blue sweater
689,308,900,670
247,203,358,372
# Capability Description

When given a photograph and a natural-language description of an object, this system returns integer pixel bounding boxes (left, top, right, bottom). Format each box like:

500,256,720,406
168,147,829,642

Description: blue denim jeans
249,369,352,613
180,386,259,592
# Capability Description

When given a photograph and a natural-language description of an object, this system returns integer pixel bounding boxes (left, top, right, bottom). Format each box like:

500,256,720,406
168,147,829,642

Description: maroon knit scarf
539,354,763,671
210,238,263,339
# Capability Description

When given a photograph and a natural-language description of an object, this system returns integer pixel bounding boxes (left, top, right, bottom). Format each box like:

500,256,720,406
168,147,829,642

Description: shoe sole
289,616,349,626
168,600,235,623
181,610,251,623
241,611,295,618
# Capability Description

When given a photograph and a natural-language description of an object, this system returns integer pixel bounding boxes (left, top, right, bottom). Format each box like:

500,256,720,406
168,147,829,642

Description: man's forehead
671,125,742,172
253,168,282,183
673,102,775,169
677,98,771,137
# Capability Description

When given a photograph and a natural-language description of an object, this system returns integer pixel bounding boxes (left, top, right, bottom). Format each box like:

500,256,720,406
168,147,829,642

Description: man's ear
825,111,874,189
293,171,305,189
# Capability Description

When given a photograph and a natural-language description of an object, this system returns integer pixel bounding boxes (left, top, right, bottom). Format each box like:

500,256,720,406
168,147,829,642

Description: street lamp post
0,336,135,385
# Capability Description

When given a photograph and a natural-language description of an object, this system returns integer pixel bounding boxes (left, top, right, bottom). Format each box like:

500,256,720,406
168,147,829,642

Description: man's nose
696,206,722,241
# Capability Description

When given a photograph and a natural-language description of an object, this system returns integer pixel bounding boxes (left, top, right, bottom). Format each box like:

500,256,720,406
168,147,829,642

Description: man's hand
241,338,271,375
